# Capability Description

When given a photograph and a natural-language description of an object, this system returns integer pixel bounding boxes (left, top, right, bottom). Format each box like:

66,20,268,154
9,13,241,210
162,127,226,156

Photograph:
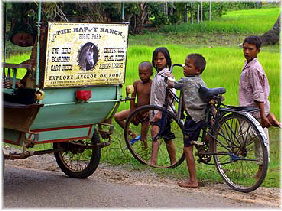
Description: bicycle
124,64,268,192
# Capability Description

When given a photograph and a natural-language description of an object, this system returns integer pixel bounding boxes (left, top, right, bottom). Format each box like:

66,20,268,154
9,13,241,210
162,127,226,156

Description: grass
129,7,280,47
101,123,280,188
160,7,280,34
4,53,31,79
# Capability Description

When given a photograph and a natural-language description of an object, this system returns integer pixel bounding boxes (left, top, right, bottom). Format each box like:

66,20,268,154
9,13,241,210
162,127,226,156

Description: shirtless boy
114,61,153,147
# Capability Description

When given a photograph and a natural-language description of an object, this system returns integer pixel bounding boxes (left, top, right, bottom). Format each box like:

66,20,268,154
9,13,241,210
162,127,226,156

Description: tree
259,14,280,46
124,3,150,34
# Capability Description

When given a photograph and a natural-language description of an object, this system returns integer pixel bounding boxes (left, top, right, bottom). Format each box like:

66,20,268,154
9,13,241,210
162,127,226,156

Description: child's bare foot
129,132,137,139
177,180,198,188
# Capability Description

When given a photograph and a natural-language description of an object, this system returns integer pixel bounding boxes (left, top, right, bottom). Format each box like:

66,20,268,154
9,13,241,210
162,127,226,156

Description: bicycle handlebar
160,64,184,82
170,64,184,72
171,64,184,68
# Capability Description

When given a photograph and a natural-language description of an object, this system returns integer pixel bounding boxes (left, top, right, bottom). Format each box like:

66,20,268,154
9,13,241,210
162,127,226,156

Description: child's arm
248,68,271,128
130,81,138,111
167,78,183,90
255,100,271,128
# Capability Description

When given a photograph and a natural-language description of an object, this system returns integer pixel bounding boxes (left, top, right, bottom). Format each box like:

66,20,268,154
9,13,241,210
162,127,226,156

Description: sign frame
42,22,129,88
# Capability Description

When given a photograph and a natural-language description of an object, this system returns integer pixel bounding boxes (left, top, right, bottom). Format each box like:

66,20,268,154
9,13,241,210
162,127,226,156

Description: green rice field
161,7,280,34
122,45,280,118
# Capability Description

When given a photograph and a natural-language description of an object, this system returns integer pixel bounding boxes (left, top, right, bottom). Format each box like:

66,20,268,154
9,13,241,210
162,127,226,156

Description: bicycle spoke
222,118,239,144
216,129,233,145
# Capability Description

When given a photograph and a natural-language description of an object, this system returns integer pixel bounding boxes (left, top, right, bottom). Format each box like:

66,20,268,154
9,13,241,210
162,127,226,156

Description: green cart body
3,14,129,178
4,85,120,145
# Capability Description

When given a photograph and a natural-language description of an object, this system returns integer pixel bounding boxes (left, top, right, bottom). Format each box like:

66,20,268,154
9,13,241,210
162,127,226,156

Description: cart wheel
53,129,101,178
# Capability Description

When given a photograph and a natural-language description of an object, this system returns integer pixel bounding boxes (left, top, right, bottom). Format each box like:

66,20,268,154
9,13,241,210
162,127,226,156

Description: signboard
44,22,129,87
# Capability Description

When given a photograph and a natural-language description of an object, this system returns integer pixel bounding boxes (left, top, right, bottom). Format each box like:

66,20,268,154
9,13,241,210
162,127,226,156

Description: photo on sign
78,42,99,71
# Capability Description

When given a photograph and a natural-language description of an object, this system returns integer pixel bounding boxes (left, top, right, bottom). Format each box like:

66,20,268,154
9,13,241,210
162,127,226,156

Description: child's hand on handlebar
165,72,172,77
167,80,174,88
165,73,176,82
163,72,175,87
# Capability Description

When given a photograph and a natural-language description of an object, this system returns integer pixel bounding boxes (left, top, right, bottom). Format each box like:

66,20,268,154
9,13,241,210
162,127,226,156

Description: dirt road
3,154,280,208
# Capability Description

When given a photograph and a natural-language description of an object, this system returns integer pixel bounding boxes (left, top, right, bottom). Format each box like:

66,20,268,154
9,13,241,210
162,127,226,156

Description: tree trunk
131,3,148,34
259,14,280,46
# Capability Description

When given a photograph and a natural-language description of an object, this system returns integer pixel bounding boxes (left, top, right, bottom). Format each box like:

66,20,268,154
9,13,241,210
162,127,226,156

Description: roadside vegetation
160,7,280,33
5,6,280,188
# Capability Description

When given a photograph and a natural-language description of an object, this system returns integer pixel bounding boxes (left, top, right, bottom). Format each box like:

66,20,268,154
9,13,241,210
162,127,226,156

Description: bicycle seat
198,86,226,102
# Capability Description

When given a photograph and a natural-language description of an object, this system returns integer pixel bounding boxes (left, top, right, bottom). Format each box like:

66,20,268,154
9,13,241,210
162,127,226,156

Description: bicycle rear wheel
124,105,185,168
213,112,268,192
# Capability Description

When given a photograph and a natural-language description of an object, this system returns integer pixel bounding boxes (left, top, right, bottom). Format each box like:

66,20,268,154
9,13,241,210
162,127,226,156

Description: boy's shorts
183,116,205,147
151,113,175,142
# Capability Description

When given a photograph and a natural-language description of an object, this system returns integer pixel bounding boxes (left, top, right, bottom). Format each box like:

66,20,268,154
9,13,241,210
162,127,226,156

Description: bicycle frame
198,96,263,164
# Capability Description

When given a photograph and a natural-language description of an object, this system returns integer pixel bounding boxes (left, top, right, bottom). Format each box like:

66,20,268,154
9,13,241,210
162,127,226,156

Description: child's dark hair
152,47,172,69
243,35,262,49
139,61,153,75
187,53,206,73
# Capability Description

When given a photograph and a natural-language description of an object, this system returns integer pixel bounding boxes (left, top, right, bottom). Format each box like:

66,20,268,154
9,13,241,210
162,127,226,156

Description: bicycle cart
124,64,268,192
3,3,129,178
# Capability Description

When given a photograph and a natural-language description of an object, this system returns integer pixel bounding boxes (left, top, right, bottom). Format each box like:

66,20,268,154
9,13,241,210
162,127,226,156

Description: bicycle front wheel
124,105,185,168
213,112,268,192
